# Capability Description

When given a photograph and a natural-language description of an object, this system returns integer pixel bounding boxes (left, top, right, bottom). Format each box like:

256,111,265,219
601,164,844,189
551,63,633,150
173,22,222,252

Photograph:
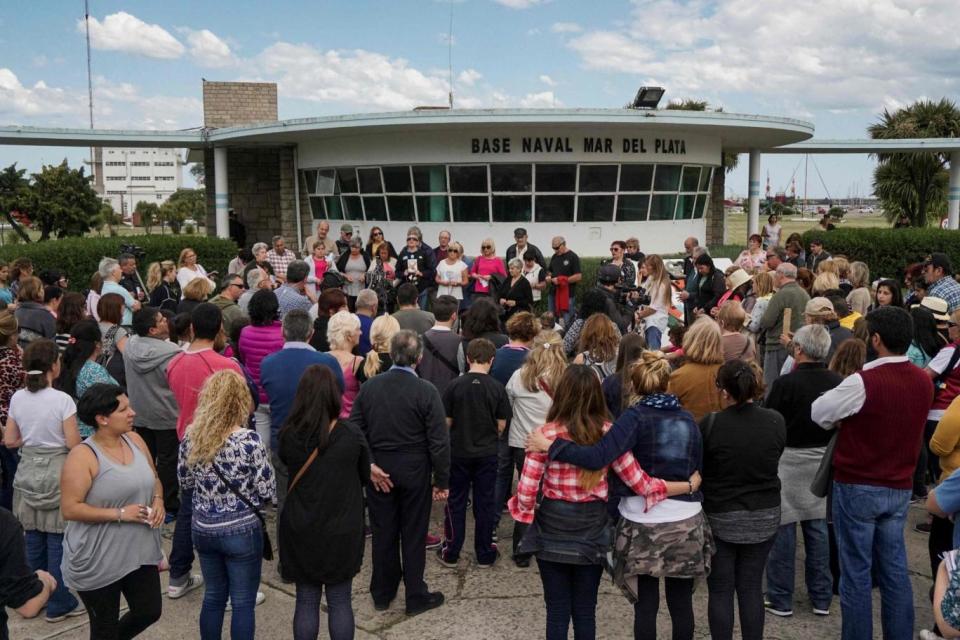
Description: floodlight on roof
632,86,665,109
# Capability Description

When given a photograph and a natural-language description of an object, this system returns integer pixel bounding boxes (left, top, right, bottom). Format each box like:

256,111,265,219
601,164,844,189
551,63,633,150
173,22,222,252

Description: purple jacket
238,322,284,403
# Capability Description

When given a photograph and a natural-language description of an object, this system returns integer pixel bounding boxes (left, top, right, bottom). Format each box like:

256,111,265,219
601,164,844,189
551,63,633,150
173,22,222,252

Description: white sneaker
919,630,942,640
225,591,266,612
167,574,204,599
812,607,830,616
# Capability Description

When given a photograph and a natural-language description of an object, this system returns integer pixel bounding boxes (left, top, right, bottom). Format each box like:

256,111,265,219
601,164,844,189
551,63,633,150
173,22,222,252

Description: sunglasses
610,247,621,252
373,231,383,237
447,248,460,254
407,236,419,241
482,244,492,249
343,232,353,237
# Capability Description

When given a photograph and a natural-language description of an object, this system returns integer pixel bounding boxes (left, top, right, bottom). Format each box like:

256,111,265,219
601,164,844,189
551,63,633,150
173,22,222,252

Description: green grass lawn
723,210,890,245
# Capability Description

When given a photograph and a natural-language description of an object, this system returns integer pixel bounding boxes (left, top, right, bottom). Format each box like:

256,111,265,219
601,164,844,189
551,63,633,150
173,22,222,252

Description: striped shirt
508,421,667,524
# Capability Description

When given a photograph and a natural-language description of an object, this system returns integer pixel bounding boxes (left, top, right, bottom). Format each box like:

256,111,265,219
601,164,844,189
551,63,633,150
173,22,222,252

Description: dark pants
536,558,603,640
169,487,195,582
77,565,162,640
914,419,942,497
494,431,515,520
294,580,354,640
632,575,695,640
0,446,17,510
134,427,180,514
272,449,289,514
706,537,775,640
930,513,955,579
441,455,497,564
508,447,531,560
366,451,432,607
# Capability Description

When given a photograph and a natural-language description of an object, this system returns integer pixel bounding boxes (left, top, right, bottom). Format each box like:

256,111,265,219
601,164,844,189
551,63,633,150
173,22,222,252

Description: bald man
302,220,337,258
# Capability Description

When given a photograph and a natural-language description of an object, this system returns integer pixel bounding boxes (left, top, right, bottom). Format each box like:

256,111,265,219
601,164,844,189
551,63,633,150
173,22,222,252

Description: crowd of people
1,218,959,640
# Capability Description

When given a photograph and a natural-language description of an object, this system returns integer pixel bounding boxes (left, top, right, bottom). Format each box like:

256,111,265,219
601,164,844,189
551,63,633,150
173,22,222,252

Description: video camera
615,283,651,308
119,243,146,263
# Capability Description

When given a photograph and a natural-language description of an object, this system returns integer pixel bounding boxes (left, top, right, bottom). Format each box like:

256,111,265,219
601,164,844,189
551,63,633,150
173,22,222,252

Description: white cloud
0,68,78,118
457,69,482,86
519,91,560,108
550,22,581,33
567,0,960,116
182,29,236,68
257,43,450,110
539,74,557,87
494,0,545,8
80,11,184,59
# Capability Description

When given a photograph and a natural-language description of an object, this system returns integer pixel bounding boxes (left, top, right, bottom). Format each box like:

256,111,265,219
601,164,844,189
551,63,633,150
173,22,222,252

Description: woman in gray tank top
61,383,165,639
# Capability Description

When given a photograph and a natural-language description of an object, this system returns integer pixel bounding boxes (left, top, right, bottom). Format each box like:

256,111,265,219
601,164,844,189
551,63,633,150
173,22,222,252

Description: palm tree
869,98,960,227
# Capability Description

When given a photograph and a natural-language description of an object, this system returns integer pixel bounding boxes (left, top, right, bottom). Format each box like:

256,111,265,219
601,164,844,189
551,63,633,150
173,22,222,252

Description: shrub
802,227,960,280
0,235,237,291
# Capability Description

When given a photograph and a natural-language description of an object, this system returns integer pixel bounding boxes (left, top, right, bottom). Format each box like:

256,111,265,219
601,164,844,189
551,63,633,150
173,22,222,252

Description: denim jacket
549,394,702,502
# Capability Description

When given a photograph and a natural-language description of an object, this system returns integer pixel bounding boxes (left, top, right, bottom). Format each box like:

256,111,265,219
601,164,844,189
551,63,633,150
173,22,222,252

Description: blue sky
1,0,958,198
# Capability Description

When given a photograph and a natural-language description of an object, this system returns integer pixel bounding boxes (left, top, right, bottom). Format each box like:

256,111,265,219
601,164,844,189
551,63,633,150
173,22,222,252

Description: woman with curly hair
573,314,620,380
178,370,275,640
562,288,622,358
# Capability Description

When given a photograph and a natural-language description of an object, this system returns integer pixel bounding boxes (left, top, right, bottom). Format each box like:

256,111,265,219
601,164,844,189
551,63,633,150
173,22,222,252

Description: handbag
211,464,274,560
809,431,839,499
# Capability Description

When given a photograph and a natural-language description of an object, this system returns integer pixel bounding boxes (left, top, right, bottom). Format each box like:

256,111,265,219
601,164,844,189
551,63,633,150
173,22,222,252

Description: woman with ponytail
56,320,117,438
701,360,785,640
147,261,180,313
2,339,83,621
510,365,693,640
530,350,709,640
361,314,400,379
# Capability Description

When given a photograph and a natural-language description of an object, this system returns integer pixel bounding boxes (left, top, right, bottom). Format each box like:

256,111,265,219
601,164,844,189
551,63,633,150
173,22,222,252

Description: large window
301,163,714,223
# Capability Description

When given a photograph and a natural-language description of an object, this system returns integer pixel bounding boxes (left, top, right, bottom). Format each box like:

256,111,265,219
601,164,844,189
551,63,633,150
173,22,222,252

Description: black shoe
916,521,932,534
513,555,531,568
373,597,394,611
406,591,445,616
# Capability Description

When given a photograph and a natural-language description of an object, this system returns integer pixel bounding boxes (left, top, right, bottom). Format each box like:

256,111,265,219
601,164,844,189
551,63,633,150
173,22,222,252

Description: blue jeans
193,524,264,640
25,530,78,617
644,325,663,350
832,482,913,640
170,487,195,582
765,520,833,611
417,289,430,310
294,580,354,640
547,293,576,328
536,558,603,640
442,455,498,564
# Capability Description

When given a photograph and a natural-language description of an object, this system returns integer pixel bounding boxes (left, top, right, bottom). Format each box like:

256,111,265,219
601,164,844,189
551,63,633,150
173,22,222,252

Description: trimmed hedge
0,235,238,291
802,228,960,280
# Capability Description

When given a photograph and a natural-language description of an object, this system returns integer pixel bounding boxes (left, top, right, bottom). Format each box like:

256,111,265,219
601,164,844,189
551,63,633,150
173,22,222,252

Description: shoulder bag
212,464,274,560
810,431,838,499
423,334,459,375
287,448,319,494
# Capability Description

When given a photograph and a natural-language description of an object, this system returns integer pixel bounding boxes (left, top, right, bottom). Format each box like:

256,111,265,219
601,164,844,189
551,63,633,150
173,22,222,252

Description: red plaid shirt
508,421,668,524
266,249,296,280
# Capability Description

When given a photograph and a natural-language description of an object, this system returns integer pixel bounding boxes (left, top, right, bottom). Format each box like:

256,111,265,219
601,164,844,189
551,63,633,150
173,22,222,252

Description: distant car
183,218,197,227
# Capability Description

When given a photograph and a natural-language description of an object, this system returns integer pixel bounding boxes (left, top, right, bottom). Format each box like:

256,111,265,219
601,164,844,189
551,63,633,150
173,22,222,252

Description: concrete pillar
949,150,960,231
748,149,761,238
214,146,229,239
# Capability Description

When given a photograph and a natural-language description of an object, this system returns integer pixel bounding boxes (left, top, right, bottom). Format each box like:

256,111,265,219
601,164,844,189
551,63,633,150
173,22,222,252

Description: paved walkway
11,502,936,639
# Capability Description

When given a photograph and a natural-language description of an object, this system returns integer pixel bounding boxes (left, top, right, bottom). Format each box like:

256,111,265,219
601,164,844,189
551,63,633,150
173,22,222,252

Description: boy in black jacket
438,338,512,568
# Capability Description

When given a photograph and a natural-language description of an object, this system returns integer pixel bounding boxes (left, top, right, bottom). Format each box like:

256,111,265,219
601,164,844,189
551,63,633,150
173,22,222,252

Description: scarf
638,393,681,410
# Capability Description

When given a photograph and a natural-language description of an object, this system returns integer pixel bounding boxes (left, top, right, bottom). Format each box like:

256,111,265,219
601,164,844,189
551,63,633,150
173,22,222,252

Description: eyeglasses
373,231,383,237
482,245,492,250
343,232,353,237
447,248,459,254
610,247,621,252
407,236,419,242
228,282,244,290
552,245,563,250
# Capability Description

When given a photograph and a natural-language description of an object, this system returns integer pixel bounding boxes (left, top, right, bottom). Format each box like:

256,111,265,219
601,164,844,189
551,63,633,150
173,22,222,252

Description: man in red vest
812,306,932,640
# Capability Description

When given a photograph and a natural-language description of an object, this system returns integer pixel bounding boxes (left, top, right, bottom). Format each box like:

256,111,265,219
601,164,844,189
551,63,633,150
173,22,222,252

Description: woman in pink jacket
238,289,284,455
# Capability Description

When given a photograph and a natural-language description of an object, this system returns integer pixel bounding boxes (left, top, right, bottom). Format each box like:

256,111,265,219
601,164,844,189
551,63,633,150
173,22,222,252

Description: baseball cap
598,263,621,284
340,223,353,234
925,252,953,274
804,296,835,318
514,227,528,239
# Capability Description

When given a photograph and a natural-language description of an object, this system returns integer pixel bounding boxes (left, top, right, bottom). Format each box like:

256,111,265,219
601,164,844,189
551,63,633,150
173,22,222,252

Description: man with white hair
99,257,141,325
758,263,810,391
355,288,379,356
764,323,843,618
239,267,271,314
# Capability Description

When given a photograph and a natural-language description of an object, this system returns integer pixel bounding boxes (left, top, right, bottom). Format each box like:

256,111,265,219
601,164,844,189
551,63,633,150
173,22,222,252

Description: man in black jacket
349,330,450,616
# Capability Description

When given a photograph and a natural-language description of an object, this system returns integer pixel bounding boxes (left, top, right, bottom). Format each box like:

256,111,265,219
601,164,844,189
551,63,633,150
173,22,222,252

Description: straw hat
727,268,751,292
915,296,950,322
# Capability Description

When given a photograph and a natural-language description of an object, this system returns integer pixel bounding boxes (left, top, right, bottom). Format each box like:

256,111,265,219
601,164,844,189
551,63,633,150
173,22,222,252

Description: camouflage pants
613,511,715,603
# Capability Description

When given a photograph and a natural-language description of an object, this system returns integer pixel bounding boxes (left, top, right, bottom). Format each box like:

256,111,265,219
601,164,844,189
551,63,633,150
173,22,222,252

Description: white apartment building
91,147,184,219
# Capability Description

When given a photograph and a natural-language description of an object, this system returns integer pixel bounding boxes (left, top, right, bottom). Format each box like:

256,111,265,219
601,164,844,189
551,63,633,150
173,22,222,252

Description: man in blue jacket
260,309,344,510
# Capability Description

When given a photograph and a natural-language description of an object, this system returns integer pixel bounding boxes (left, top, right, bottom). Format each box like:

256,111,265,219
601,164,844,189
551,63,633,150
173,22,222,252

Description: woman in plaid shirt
508,365,697,640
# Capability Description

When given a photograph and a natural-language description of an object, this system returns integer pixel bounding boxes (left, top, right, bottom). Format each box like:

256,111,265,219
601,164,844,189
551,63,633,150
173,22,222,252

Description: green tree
0,164,34,243
162,189,205,235
98,202,123,237
869,98,960,227
30,161,101,240
135,200,160,234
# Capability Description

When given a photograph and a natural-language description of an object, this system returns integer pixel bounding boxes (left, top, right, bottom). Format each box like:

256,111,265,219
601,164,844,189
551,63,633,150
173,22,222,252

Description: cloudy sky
2,0,958,198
